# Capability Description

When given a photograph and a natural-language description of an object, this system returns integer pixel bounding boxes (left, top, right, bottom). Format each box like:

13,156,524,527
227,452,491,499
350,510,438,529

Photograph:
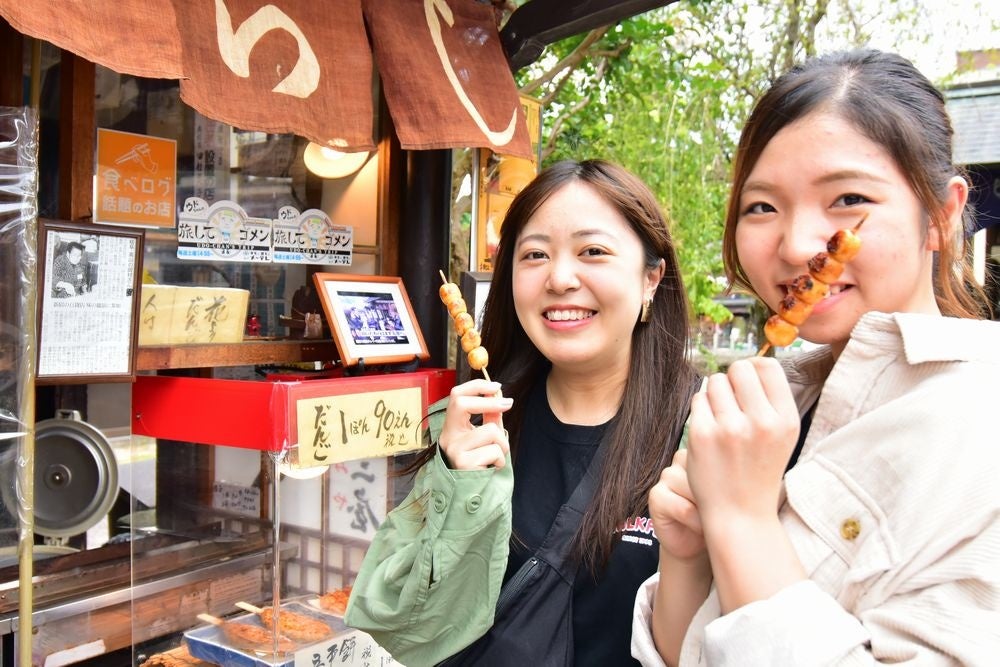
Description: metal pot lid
1,411,119,539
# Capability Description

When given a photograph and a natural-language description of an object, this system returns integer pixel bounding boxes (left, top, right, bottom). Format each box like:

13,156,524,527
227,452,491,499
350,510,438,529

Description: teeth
545,309,594,321
826,285,844,297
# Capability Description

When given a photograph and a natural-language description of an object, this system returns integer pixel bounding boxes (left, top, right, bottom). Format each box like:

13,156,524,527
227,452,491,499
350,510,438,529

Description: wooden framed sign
313,273,429,368
36,220,144,383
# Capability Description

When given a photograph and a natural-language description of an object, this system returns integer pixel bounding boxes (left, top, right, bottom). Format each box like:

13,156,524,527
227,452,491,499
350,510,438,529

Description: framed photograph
36,220,145,384
312,273,429,367
457,271,492,382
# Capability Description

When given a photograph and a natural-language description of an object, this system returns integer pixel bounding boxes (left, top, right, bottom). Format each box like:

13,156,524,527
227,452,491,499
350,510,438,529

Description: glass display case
0,56,449,667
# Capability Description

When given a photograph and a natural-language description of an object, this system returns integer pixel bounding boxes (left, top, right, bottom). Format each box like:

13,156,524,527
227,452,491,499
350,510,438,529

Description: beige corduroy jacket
632,312,1000,666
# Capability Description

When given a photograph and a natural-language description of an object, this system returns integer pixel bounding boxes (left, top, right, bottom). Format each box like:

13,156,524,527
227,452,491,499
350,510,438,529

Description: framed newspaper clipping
36,220,144,383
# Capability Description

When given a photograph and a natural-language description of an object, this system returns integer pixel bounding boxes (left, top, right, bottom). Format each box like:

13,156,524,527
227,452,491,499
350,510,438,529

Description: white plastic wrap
0,106,39,652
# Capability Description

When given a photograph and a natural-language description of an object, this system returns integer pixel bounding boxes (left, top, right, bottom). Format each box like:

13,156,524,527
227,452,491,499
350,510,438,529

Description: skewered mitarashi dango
196,613,296,654
234,601,332,644
761,216,865,351
317,585,352,615
438,271,490,373
256,606,331,643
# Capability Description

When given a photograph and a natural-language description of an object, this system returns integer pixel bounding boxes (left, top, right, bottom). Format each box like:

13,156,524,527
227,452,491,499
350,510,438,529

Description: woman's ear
645,258,666,300
927,176,969,251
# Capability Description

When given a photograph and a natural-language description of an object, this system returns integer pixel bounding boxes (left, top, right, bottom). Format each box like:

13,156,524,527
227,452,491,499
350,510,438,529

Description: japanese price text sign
293,628,396,667
96,128,177,228
296,386,422,466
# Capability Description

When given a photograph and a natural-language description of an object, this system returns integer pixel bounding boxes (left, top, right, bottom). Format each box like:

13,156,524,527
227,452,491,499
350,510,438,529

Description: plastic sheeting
0,106,39,662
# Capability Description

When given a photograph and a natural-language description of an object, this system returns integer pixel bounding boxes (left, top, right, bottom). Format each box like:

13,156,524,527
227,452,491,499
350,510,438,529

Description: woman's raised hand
648,449,706,562
685,357,800,528
438,379,513,470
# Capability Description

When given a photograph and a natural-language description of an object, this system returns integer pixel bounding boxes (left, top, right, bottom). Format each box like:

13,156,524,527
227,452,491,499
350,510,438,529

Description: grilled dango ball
789,275,828,304
467,346,489,371
439,282,461,302
764,315,799,348
461,328,482,353
806,252,844,284
453,312,475,337
826,226,863,262
447,297,468,318
777,294,813,326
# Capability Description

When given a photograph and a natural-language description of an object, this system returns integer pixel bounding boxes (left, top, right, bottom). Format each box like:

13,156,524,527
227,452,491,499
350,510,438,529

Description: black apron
439,445,604,666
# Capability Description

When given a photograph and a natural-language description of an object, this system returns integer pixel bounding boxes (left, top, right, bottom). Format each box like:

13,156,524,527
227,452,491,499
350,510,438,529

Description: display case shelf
136,339,341,371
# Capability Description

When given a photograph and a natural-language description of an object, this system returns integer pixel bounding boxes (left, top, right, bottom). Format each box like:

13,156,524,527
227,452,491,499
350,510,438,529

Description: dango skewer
757,215,866,356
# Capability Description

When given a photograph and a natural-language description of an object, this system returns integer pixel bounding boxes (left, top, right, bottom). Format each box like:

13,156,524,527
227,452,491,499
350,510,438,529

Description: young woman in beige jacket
633,49,1000,666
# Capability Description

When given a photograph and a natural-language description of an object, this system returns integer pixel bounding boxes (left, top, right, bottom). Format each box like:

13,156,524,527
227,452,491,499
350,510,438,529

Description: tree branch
520,27,610,95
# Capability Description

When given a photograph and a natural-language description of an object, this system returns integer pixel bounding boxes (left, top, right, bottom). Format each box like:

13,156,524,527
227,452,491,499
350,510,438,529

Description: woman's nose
776,219,826,267
545,257,580,293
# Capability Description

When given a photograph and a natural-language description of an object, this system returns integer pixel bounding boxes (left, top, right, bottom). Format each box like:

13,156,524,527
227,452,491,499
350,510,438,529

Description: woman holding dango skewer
633,49,1000,666
347,160,698,666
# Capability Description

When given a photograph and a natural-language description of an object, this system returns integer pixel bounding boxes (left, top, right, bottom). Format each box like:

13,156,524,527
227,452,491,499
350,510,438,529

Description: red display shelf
132,368,455,453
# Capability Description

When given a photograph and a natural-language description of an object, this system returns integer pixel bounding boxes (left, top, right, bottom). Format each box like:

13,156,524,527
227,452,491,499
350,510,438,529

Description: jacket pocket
783,457,898,605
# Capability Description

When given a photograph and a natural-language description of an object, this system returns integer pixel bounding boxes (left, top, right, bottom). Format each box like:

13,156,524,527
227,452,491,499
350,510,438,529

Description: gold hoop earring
640,298,652,323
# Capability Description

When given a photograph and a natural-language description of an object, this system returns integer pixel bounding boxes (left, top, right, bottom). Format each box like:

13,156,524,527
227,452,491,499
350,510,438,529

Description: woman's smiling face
512,181,661,376
735,111,943,353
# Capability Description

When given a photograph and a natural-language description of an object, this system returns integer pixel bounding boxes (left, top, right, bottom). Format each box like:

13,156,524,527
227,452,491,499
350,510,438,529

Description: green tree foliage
455,0,997,330
508,0,945,324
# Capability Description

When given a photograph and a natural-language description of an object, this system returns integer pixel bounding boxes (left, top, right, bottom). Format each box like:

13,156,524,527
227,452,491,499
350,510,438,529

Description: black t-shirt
505,381,660,666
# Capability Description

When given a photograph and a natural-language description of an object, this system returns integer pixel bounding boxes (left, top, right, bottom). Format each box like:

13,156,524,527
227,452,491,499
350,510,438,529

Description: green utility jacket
345,401,514,667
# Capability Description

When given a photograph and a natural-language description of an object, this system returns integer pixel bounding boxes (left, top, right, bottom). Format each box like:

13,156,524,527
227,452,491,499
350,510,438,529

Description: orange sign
474,95,542,270
96,128,177,228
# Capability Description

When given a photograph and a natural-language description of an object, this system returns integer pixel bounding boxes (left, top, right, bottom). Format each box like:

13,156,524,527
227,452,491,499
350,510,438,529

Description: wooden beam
0,19,24,107
58,52,95,222
376,94,402,277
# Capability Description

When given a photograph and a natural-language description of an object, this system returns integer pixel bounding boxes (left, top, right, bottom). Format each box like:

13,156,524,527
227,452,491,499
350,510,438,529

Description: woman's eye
520,250,547,261
743,202,776,215
834,193,870,207
582,247,608,257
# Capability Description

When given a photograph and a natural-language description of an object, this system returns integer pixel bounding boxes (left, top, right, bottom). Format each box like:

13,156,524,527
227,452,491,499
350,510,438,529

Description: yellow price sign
295,386,423,466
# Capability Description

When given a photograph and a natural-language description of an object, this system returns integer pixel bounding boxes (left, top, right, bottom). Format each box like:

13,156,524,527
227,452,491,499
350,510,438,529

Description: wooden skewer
756,342,772,357
235,601,264,614
197,613,224,626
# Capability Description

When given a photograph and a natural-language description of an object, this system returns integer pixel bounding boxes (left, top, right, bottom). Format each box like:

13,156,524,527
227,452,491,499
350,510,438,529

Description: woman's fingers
747,356,799,418
451,443,507,470
690,360,798,448
439,380,511,470
651,466,702,533
649,465,706,560
703,371,742,420
458,421,510,455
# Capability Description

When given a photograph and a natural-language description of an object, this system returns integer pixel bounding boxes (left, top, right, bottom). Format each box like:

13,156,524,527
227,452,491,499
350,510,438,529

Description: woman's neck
545,367,626,426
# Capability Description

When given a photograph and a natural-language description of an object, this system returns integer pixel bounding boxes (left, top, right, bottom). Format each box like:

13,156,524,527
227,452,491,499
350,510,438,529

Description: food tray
185,602,349,667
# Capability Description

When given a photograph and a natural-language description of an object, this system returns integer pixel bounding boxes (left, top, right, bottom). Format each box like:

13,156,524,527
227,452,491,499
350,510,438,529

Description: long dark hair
482,159,696,572
723,49,988,319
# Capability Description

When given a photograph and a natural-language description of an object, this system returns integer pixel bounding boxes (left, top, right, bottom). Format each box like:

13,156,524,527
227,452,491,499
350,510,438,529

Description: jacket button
466,494,482,513
840,518,861,541
433,492,447,513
